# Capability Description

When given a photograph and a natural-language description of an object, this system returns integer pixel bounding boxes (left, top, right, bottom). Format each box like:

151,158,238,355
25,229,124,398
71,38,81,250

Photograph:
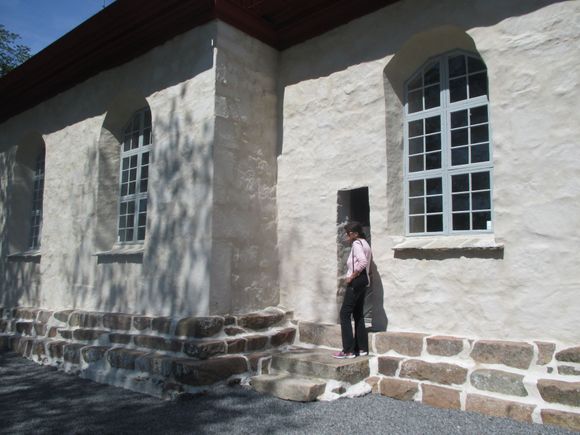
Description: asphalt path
0,352,574,435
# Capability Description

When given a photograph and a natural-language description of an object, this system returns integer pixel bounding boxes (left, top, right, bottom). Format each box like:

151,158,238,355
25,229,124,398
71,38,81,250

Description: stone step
1,306,294,338
271,348,370,384
250,372,326,402
4,325,296,361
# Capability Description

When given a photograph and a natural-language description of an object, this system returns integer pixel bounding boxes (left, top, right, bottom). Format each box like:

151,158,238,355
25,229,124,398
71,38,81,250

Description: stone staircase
250,348,371,401
0,306,296,398
288,321,580,432
2,307,579,431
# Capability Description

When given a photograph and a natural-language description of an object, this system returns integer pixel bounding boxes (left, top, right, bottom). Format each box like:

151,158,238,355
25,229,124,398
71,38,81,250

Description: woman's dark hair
345,221,366,239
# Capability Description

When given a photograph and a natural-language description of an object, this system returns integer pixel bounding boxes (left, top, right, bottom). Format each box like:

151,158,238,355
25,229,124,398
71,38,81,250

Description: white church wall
0,22,218,317
277,0,580,344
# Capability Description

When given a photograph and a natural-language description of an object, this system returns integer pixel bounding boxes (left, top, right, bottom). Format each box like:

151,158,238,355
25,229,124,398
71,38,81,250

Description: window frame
116,107,152,245
28,146,45,250
403,50,494,236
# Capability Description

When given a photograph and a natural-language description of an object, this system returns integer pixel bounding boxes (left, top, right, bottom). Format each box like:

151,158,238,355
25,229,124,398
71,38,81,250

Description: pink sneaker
332,351,356,359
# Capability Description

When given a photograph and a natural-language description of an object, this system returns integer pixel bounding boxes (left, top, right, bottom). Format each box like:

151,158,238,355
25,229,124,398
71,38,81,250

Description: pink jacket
346,238,372,285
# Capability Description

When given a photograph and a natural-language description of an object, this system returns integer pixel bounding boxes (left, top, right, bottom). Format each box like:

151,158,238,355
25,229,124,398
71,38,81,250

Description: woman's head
344,221,366,241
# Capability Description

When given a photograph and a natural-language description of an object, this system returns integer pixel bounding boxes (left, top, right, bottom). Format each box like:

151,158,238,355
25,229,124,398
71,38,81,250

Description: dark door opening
337,187,372,322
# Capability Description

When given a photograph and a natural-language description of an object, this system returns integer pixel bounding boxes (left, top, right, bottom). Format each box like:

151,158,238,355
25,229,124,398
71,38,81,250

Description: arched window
117,108,151,243
28,146,45,250
404,51,493,235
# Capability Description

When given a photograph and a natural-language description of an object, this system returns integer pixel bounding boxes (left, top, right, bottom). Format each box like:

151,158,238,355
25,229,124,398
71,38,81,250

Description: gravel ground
0,352,575,435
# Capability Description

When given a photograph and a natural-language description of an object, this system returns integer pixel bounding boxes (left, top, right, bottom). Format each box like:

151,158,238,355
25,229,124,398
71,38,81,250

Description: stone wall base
299,322,580,432
0,305,295,399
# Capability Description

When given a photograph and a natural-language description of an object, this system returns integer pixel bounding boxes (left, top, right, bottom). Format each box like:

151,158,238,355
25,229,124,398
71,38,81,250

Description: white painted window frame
117,107,152,244
28,147,45,250
403,50,494,236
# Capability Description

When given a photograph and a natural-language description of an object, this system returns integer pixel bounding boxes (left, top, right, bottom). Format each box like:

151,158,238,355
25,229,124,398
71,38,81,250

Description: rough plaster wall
0,140,42,306
0,23,217,316
278,0,580,344
212,22,279,314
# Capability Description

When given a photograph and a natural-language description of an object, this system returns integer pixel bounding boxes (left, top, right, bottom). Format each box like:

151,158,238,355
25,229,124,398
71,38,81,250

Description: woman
333,221,372,359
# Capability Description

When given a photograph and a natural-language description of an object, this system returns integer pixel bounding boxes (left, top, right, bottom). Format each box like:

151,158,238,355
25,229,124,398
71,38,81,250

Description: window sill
392,235,503,252
7,250,41,262
94,245,144,257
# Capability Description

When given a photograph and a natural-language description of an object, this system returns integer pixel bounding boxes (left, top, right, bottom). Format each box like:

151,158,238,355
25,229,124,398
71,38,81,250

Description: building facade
1,0,578,348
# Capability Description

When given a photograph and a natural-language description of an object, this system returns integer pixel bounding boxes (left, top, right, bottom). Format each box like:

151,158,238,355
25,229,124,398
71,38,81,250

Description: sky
0,0,114,55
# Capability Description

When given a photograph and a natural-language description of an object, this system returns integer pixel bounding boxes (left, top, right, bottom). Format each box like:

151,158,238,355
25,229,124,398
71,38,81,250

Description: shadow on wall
62,85,214,316
0,132,45,307
49,40,215,316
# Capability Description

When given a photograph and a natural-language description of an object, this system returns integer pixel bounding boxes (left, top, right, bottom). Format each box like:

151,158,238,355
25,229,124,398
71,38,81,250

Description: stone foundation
0,305,295,398
299,322,580,432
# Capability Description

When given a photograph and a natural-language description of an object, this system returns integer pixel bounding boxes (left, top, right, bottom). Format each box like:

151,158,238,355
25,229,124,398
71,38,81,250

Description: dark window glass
452,148,469,166
469,72,488,98
408,90,422,113
468,56,486,73
452,174,469,192
451,128,468,147
409,137,423,155
452,193,470,211
137,227,146,241
409,155,424,172
450,77,467,102
425,152,441,170
472,191,491,210
451,110,468,128
424,85,440,109
470,106,488,125
409,180,424,197
453,213,470,230
425,134,441,152
410,216,424,233
471,171,490,191
409,198,424,214
426,177,442,195
408,74,422,90
425,116,440,134
409,120,423,137
471,144,490,163
424,63,440,85
132,130,140,149
471,125,489,144
427,214,443,232
448,55,466,77
472,211,491,230
426,196,442,213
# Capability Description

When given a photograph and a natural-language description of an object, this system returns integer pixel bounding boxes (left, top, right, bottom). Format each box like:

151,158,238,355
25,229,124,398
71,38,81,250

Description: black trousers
340,275,368,354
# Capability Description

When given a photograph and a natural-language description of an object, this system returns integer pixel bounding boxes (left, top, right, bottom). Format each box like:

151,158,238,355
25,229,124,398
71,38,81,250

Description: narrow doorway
337,187,372,322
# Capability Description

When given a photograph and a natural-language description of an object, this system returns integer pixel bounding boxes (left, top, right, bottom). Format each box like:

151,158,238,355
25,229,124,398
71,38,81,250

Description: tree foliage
0,24,31,77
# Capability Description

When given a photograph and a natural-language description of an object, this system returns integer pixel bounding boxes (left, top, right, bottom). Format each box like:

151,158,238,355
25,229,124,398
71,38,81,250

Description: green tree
0,24,31,77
